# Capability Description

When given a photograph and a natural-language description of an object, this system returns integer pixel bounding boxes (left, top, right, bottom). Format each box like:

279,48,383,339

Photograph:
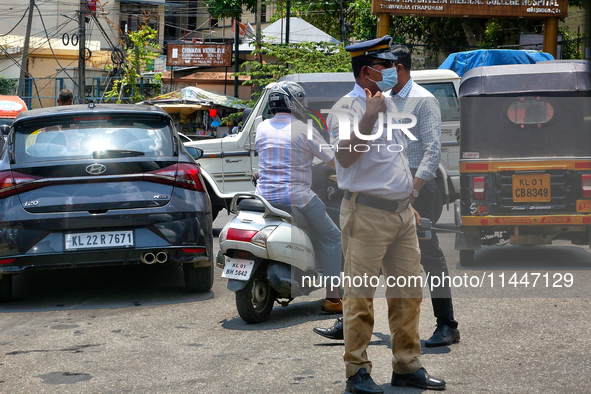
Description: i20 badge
24,200,39,207
86,164,107,175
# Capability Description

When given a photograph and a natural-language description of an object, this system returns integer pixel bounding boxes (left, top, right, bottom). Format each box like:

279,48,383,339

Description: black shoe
313,317,343,340
425,325,460,347
392,367,446,390
346,368,383,394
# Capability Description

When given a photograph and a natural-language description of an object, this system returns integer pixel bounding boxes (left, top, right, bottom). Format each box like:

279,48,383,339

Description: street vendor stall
140,87,247,139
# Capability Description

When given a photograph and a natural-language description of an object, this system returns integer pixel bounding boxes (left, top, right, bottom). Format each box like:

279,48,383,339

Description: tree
104,24,162,104
275,0,585,56
207,0,259,19
220,41,351,122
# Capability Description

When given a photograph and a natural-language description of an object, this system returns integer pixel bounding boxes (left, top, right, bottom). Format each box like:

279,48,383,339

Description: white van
186,70,461,219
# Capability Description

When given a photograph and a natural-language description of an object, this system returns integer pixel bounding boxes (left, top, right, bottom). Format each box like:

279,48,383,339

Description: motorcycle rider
255,81,343,312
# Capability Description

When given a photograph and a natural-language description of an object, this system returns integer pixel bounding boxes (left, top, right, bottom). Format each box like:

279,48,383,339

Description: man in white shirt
255,81,343,312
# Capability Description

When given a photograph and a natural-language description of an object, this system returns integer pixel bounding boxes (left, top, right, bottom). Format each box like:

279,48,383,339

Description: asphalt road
1,208,591,393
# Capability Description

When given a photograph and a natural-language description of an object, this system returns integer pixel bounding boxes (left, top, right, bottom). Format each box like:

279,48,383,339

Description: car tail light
473,176,485,200
181,247,206,254
227,228,258,242
0,258,15,265
148,164,205,192
582,175,591,198
0,171,43,198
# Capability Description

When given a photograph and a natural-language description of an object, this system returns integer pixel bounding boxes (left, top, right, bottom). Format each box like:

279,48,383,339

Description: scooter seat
238,198,292,214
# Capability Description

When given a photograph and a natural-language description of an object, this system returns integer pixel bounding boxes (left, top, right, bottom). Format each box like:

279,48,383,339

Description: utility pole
78,0,86,104
17,0,34,98
234,18,240,98
285,0,290,44
339,0,345,45
256,0,262,46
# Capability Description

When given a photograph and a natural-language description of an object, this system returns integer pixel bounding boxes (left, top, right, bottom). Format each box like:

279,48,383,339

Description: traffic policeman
326,36,446,393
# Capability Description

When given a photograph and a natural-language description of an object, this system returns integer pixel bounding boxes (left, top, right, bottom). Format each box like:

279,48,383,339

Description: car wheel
235,269,276,324
0,274,13,302
460,250,475,266
183,264,214,292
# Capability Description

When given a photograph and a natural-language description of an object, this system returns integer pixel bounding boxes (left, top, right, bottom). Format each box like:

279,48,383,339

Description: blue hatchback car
0,104,213,300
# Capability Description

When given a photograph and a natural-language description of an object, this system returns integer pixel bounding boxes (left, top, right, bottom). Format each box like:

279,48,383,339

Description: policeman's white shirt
256,112,334,208
326,83,413,201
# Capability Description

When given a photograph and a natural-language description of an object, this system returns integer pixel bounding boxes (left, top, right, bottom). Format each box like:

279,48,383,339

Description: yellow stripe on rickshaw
461,215,591,226
460,160,591,173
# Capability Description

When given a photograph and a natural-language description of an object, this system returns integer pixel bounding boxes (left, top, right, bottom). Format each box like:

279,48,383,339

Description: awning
180,87,247,109
156,104,209,115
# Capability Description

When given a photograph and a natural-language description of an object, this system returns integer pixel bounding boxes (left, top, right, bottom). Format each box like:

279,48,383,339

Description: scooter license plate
221,258,255,281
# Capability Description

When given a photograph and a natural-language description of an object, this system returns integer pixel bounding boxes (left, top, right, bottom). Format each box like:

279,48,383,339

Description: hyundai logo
86,163,107,175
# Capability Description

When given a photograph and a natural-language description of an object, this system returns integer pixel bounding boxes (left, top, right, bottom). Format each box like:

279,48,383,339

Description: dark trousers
411,172,458,329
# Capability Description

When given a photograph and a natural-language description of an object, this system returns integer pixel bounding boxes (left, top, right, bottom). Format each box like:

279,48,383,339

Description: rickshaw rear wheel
459,250,475,266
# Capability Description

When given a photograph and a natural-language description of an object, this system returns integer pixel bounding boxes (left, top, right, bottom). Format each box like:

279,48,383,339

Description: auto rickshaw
454,62,591,265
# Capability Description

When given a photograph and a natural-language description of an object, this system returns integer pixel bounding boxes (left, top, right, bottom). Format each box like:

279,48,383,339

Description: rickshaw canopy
460,62,590,97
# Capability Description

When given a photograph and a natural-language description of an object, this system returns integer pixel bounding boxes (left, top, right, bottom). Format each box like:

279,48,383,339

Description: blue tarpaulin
438,50,554,77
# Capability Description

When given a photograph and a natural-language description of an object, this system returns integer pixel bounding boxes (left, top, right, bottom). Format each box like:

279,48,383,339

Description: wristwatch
411,189,420,198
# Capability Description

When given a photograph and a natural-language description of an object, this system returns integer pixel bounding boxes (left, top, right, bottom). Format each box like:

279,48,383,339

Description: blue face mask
368,66,398,92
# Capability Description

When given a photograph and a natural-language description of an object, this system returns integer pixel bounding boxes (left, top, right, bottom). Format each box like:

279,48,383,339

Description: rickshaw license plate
512,174,551,202
222,258,254,281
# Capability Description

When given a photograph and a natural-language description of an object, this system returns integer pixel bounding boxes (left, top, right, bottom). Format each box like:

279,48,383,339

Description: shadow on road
456,245,591,270
220,299,343,331
0,264,214,313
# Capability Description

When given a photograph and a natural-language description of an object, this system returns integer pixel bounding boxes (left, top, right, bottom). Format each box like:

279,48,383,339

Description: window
419,82,459,122
210,18,218,27
119,3,159,37
14,115,174,163
507,99,554,125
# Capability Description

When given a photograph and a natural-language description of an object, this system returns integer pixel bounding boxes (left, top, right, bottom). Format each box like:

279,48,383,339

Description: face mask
368,66,398,91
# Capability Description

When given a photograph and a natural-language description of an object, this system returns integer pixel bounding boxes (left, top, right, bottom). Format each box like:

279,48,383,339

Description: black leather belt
344,190,409,213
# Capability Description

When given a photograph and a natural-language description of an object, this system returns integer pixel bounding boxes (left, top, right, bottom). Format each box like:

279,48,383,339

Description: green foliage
221,41,351,123
206,0,259,19
271,0,354,43
559,26,587,59
238,41,350,98
349,0,376,41
0,77,18,95
104,24,162,104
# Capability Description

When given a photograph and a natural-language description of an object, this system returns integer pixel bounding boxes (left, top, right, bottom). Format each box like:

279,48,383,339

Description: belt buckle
396,199,408,213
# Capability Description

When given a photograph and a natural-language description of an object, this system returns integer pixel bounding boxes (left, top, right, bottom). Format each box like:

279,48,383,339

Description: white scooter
217,193,328,324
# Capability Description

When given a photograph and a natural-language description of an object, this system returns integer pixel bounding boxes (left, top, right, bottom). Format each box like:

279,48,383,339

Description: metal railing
2,77,162,109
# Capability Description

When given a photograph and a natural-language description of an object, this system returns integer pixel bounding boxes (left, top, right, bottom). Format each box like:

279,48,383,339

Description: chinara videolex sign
167,44,233,67
371,0,567,18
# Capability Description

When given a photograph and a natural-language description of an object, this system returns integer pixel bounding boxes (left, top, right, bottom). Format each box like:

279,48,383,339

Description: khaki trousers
340,193,423,378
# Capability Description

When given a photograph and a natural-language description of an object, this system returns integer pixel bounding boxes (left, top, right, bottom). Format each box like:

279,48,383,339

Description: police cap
345,36,397,60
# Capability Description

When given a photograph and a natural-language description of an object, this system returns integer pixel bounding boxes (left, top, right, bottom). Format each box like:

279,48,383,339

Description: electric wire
33,2,78,89
0,5,29,37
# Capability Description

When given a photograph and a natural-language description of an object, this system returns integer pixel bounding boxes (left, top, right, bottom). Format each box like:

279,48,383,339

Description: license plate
65,231,134,251
221,258,255,281
513,174,551,202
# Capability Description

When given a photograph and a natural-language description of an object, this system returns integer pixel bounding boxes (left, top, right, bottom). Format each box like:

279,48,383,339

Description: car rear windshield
13,114,174,163
0,118,13,127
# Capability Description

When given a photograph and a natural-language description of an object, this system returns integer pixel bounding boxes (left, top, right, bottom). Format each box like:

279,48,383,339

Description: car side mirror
186,147,203,160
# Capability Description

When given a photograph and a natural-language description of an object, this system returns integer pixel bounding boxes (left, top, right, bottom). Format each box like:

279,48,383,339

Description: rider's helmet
268,81,308,120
